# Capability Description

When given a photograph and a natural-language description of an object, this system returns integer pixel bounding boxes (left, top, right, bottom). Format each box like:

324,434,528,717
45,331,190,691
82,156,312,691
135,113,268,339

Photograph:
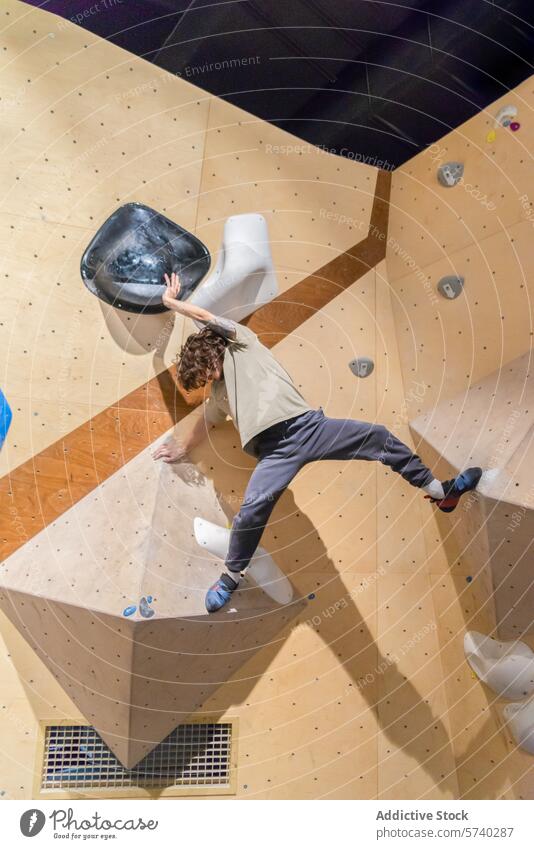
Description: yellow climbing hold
486,129,496,143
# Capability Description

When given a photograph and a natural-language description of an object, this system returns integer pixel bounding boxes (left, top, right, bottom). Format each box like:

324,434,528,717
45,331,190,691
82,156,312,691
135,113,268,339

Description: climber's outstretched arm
162,271,215,323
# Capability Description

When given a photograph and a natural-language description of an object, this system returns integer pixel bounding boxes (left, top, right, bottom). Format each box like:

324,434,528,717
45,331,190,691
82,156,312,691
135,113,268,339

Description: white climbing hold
503,698,534,755
188,213,278,321
464,631,534,700
479,468,501,484
475,467,502,495
193,516,293,604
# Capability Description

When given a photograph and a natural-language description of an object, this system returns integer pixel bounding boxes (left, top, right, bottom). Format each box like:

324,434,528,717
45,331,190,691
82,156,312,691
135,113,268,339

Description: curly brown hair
175,327,228,391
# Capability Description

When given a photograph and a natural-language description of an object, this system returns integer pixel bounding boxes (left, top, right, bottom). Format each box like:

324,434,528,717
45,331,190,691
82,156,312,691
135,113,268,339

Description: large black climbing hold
437,162,464,187
80,203,211,314
438,275,464,300
349,357,374,378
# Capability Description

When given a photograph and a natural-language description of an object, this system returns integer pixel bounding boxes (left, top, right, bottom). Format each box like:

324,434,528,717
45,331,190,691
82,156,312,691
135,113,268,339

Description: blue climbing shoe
205,572,239,613
425,467,483,513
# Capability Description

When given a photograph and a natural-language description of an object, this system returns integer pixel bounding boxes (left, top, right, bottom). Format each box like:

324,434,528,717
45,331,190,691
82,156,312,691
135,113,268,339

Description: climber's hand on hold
152,437,188,464
162,271,181,307
161,271,216,324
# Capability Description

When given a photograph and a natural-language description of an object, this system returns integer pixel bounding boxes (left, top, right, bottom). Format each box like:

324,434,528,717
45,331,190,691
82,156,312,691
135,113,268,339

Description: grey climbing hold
495,104,517,128
349,357,374,378
437,275,464,300
139,596,155,618
437,162,464,187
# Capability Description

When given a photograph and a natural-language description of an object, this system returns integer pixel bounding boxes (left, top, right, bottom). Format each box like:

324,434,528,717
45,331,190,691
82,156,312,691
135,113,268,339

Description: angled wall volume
411,349,534,639
0,441,304,768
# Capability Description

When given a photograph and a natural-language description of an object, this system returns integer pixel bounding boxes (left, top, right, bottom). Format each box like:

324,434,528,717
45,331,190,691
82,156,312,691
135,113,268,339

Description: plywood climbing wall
0,0,376,477
1,0,533,803
386,76,534,798
0,436,304,768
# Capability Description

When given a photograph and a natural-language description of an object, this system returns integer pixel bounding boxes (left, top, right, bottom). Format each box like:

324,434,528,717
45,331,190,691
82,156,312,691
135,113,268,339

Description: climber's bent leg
225,452,302,574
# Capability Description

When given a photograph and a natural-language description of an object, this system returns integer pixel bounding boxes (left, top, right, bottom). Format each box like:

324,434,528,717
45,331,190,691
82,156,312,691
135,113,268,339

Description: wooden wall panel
0,0,380,477
3,0,532,803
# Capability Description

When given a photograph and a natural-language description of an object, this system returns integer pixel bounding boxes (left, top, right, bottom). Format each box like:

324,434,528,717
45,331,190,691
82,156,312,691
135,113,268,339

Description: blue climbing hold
0,390,12,449
308,593,316,600
123,605,136,617
146,595,153,603
466,576,473,583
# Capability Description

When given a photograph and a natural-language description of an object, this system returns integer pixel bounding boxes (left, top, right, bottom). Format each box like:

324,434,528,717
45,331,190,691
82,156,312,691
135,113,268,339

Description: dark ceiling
25,0,534,168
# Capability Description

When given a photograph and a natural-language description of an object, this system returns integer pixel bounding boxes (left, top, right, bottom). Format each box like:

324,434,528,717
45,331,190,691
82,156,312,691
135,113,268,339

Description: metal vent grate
41,723,233,791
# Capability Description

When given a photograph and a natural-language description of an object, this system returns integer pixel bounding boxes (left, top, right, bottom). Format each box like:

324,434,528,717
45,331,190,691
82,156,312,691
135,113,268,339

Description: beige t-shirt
194,317,312,455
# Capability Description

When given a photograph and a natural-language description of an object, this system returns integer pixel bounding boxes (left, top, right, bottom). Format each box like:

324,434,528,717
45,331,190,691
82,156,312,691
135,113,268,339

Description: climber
153,272,483,613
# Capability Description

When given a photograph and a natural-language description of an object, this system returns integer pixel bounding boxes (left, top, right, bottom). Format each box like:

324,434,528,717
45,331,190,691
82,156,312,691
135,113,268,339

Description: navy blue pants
225,407,434,573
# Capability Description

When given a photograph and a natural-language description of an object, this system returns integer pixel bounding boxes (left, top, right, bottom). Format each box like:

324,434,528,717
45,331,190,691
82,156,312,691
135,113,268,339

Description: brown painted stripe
245,169,391,344
0,170,390,561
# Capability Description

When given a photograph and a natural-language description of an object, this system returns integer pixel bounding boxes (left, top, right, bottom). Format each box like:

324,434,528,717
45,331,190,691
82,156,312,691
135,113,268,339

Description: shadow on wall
1,422,525,798
429,504,534,799
407,439,533,798
188,426,459,798
98,300,177,357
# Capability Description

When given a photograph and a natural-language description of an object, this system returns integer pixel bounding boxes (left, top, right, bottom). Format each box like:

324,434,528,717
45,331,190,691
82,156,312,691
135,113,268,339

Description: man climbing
154,273,482,613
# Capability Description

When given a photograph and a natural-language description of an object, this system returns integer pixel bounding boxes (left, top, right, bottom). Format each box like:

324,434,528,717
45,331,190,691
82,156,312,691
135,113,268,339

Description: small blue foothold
308,593,316,600
139,596,155,618
0,390,12,449
146,595,153,603
123,605,136,617
466,576,473,583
